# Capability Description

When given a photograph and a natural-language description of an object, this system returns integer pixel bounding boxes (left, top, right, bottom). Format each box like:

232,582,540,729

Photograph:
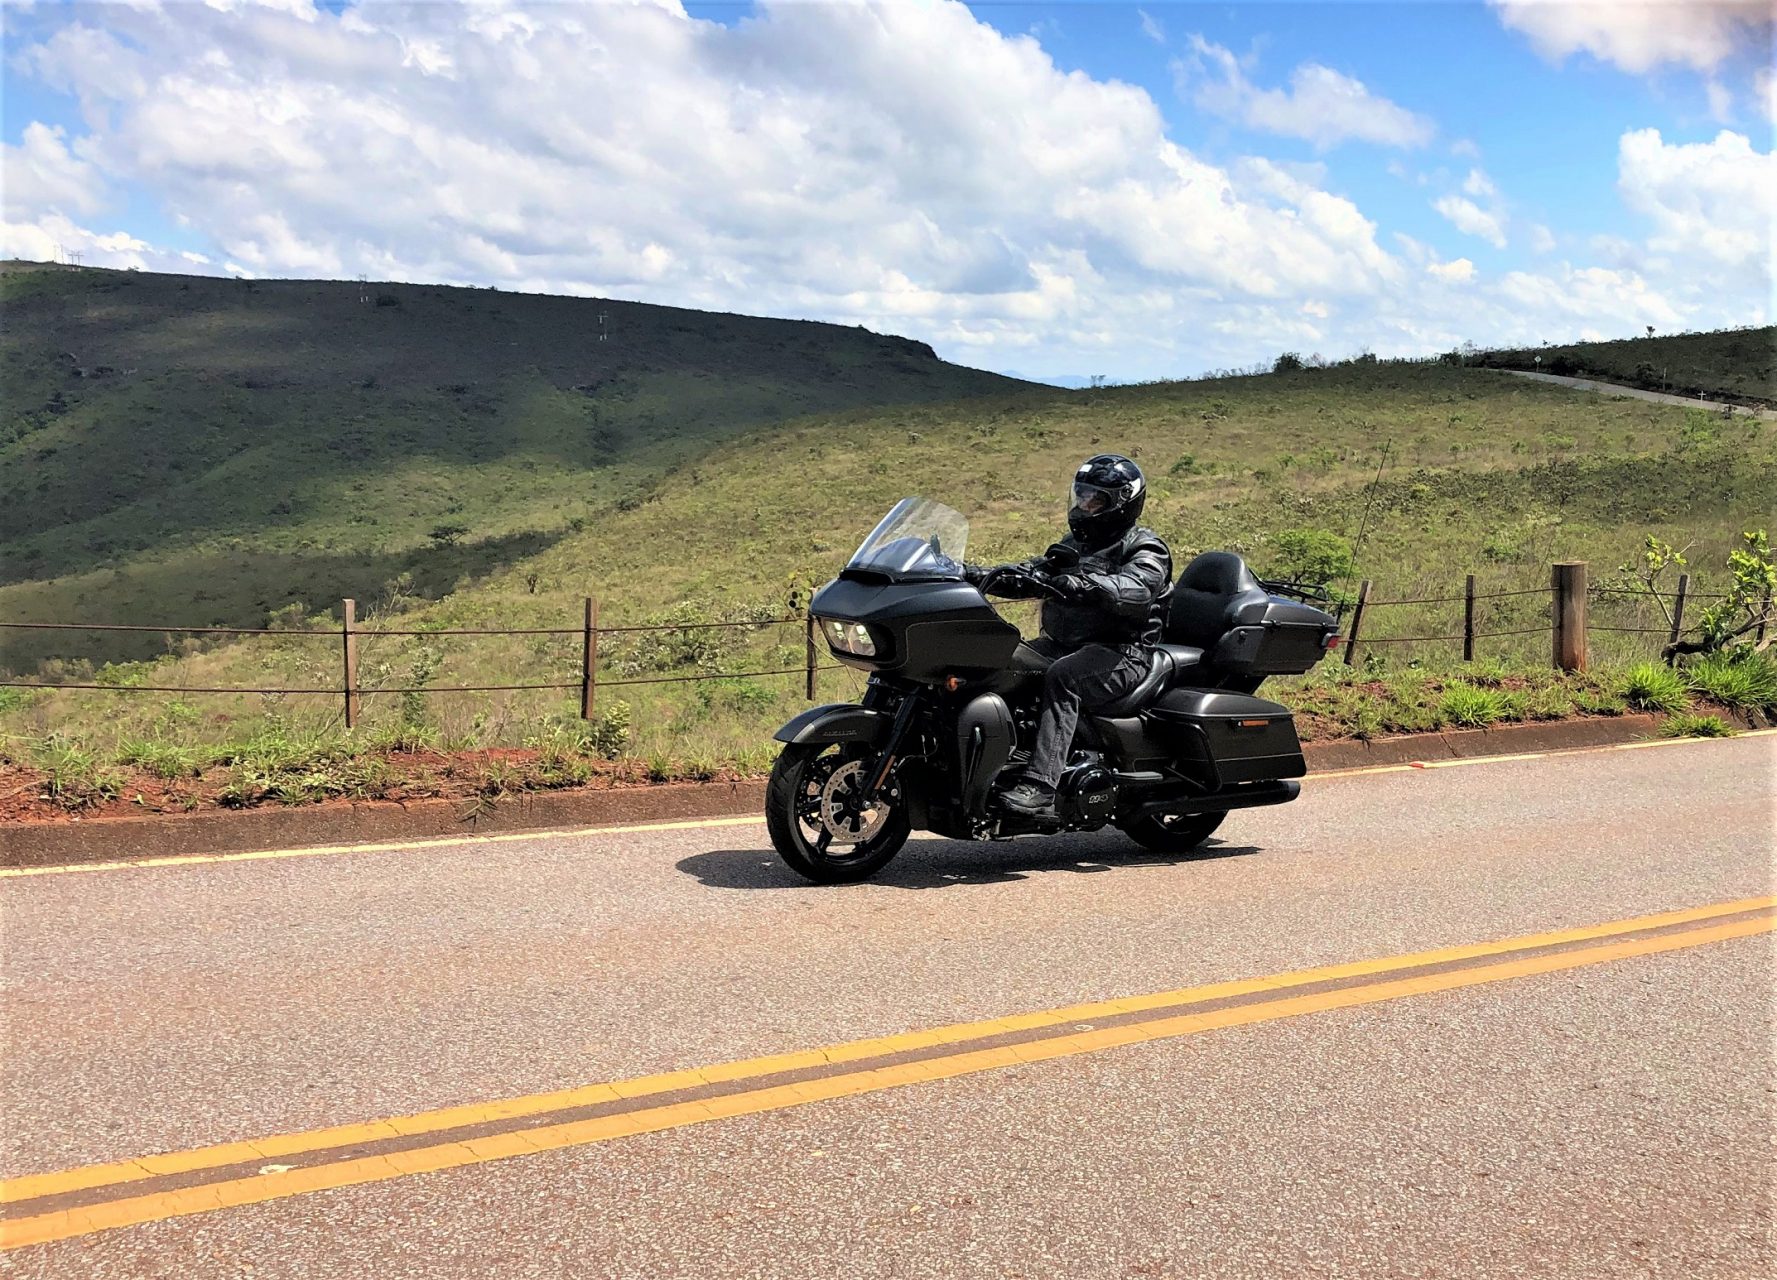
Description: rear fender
773,704,892,747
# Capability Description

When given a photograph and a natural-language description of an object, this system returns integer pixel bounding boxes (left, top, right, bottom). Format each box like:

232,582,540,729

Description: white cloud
1433,195,1508,248
2,122,107,217
1462,168,1498,198
1,0,1764,376
1618,127,1776,269
1138,9,1164,45
1490,1,1773,74
1177,37,1434,150
1705,80,1735,122
1529,224,1557,254
1756,68,1777,123
1427,257,1477,284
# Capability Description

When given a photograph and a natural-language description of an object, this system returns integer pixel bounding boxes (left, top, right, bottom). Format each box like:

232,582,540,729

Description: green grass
1620,661,1689,713
1659,712,1736,739
1438,682,1510,728
1682,650,1777,712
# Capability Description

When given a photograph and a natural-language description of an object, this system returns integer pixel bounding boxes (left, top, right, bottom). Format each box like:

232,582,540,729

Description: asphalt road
3,733,1773,1277
1494,368,1777,420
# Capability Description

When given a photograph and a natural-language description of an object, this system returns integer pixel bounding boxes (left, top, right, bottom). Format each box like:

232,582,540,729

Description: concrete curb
0,714,1668,869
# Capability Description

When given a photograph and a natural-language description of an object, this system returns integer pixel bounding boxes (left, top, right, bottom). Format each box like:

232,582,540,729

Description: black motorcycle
766,498,1340,883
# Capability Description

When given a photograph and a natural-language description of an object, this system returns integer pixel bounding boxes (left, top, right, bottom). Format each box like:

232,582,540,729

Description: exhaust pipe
1126,779,1299,819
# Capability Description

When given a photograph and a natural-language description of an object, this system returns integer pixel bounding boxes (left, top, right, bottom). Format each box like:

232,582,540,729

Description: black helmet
1068,453,1146,547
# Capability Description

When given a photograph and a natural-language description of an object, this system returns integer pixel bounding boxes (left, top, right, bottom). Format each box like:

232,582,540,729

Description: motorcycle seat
1094,643,1204,717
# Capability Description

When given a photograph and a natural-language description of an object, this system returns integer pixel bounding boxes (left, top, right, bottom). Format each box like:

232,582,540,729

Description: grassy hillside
6,352,1770,782
1,262,1035,668
1470,326,1775,406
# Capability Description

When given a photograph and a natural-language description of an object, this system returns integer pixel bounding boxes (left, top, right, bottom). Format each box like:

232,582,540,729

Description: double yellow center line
4,895,1771,1250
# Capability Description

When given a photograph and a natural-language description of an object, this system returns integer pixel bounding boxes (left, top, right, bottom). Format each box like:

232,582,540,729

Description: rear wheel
766,743,911,884
1118,811,1226,854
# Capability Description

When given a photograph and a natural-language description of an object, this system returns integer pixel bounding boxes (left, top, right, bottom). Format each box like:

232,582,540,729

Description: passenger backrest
1166,552,1270,649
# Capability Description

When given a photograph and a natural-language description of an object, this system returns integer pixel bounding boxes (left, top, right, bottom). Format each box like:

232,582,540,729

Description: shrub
580,701,627,760
1439,682,1508,728
1684,650,1777,711
1265,528,1355,585
1620,661,1688,713
1659,713,1734,739
1273,352,1303,374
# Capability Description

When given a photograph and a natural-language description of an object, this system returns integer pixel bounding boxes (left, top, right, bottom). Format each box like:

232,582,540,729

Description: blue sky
3,1,1771,379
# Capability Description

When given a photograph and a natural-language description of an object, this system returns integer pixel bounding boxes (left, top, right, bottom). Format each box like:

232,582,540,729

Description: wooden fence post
341,598,360,729
1343,579,1372,667
1462,573,1476,663
805,611,818,701
580,597,598,719
1667,572,1689,649
1552,562,1588,672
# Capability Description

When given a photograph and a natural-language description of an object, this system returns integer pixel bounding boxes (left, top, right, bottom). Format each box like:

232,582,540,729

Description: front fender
773,704,892,747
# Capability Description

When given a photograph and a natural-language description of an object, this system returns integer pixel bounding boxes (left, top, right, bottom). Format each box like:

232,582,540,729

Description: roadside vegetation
4,263,1771,816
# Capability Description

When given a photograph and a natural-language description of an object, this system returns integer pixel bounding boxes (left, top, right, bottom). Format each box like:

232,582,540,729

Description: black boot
999,780,1058,821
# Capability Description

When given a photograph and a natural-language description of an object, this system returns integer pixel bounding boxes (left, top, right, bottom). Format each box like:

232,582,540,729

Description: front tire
1118,811,1226,854
766,743,911,884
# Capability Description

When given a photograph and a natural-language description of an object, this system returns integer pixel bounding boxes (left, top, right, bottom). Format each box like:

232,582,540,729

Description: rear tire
1118,811,1226,854
766,742,911,884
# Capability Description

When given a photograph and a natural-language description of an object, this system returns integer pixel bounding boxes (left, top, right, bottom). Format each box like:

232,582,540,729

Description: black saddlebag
1149,690,1306,784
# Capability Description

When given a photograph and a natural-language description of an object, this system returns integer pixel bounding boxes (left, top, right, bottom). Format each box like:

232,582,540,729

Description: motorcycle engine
1056,762,1118,825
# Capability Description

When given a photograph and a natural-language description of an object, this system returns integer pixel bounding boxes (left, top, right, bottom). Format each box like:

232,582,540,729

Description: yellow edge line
4,729,1770,881
5,893,1770,1207
0,814,768,879
4,912,1768,1251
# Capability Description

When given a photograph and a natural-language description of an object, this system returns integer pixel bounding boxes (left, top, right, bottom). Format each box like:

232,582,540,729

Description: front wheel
1118,811,1226,854
766,743,912,884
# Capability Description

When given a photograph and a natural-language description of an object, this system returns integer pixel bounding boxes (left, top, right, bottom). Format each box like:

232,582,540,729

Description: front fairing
811,576,1020,680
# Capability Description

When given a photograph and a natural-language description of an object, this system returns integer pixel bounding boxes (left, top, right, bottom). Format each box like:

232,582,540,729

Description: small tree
1266,528,1356,585
1273,352,1303,374
1668,531,1775,660
428,523,468,548
1628,531,1775,662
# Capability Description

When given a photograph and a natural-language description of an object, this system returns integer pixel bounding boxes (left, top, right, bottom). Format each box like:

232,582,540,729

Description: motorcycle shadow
677,833,1261,891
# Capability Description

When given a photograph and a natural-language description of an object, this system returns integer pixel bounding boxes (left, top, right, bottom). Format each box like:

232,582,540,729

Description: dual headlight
821,617,880,658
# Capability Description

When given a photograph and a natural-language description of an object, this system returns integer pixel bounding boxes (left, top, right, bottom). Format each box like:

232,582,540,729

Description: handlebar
979,566,1066,601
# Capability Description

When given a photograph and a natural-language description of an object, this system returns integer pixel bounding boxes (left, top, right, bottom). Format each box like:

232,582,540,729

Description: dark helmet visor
1071,481,1120,515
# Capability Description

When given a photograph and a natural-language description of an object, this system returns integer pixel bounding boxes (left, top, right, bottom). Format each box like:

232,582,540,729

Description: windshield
846,498,969,580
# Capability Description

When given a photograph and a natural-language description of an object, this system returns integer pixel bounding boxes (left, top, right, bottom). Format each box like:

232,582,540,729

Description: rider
965,454,1173,821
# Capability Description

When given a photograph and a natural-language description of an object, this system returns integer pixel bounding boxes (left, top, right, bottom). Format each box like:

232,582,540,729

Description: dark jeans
1022,638,1149,788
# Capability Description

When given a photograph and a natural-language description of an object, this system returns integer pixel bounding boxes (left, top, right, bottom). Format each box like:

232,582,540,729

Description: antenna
598,309,609,342
67,249,84,267
357,273,370,304
1338,439,1392,621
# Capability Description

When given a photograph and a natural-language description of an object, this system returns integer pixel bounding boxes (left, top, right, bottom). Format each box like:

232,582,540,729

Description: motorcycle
766,498,1341,883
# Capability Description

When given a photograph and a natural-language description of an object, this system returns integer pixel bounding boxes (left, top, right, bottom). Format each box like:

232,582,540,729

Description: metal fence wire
1,564,1738,715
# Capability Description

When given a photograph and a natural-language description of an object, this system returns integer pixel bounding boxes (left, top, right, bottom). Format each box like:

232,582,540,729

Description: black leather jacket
967,526,1173,649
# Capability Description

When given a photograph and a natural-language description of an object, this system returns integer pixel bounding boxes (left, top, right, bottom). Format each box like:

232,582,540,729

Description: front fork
857,685,923,805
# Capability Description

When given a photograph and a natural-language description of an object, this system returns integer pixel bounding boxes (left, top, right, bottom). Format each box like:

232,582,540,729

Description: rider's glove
1048,572,1104,603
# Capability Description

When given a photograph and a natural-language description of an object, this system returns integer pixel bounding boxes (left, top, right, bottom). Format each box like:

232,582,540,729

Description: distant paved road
1495,367,1777,420
3,733,1774,1277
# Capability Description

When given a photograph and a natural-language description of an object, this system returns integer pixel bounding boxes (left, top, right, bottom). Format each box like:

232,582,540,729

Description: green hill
1470,326,1775,406
3,264,1770,782
1,262,1035,668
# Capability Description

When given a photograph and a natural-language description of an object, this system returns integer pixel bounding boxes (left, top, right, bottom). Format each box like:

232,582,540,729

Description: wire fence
2,561,1761,719
0,606,828,727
